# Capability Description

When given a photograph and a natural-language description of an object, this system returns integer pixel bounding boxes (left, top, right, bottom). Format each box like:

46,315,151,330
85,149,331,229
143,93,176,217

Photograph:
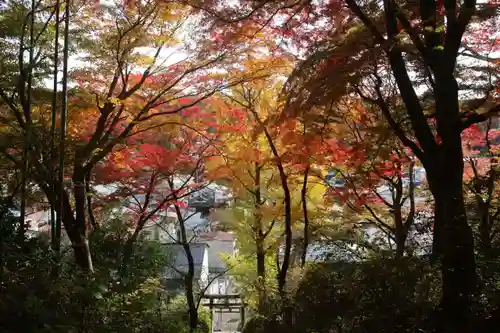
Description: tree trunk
121,225,142,275
50,181,93,272
478,202,493,259
256,238,266,312
170,179,198,332
85,172,98,231
429,65,477,333
393,208,407,258
393,183,406,258
344,0,479,330
300,166,310,267
72,170,94,272
181,223,198,332
184,252,198,333
254,163,267,312
427,160,476,333
474,163,497,260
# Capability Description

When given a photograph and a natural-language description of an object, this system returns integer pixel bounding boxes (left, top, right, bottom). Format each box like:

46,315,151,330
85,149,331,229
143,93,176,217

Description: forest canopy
0,0,499,333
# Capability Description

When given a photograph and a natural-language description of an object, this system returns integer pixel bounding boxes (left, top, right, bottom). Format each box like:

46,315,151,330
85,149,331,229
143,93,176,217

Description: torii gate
201,294,247,333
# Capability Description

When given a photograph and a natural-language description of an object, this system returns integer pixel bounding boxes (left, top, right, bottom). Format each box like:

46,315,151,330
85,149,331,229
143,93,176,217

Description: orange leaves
67,107,101,142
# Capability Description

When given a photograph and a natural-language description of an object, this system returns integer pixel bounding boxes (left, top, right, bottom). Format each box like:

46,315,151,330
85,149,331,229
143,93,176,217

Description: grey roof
163,243,208,279
196,232,236,273
184,212,210,230
206,240,234,272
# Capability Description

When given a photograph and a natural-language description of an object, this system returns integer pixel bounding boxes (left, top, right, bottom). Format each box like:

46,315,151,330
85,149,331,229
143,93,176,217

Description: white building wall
200,248,209,288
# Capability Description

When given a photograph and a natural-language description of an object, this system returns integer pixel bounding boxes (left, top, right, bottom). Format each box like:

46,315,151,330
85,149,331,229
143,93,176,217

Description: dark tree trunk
184,249,198,332
71,169,93,272
169,178,198,332
85,172,98,231
121,225,141,275
179,213,198,332
427,157,476,333
331,0,480,330
50,0,60,250
394,207,407,258
300,166,310,267
478,202,493,259
255,238,266,309
392,177,406,258
61,186,93,272
429,66,476,333
472,157,497,260
254,163,267,312
28,159,93,272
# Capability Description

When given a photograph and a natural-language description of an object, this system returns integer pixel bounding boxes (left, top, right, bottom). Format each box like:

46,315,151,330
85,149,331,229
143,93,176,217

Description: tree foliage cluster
0,0,499,332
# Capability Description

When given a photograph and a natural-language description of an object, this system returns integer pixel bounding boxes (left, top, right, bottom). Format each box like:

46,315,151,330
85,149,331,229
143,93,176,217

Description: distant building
195,231,240,332
195,231,237,295
162,243,210,295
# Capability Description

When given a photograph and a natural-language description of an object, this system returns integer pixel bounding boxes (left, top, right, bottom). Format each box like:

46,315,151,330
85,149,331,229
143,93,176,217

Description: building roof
196,231,236,242
195,232,236,273
163,243,208,279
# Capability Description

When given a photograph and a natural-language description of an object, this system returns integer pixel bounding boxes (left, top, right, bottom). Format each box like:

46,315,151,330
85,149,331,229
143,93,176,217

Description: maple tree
89,93,253,330
86,104,226,331
264,0,500,330
205,92,284,312
2,0,500,332
0,0,270,271
206,68,332,315
319,102,429,257
93,135,203,251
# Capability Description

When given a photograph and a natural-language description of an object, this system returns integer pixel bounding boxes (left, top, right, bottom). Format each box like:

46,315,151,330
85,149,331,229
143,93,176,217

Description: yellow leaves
136,56,156,67
154,34,178,47
254,32,266,39
107,97,121,105
160,2,189,22
307,182,328,212
205,156,232,178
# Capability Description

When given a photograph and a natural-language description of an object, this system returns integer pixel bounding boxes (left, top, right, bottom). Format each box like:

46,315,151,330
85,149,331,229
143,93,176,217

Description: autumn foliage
0,0,500,332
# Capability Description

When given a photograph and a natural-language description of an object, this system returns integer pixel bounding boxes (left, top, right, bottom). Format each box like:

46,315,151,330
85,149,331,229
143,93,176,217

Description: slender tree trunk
474,161,497,260
250,107,293,326
72,169,94,272
393,206,406,258
50,0,60,250
169,178,198,332
255,239,266,306
52,184,93,271
300,166,310,267
19,0,37,242
478,202,493,259
252,111,292,296
52,0,95,272
179,210,198,332
254,164,266,312
183,242,198,332
85,172,98,231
